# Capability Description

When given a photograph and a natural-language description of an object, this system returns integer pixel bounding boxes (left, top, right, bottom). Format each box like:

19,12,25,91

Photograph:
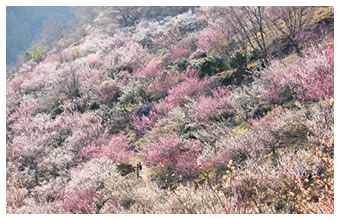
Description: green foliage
169,59,188,72
23,50,33,61
252,60,266,71
229,51,247,70
88,101,100,110
189,56,224,78
235,122,251,131
107,65,133,79
139,38,153,50
32,44,47,62
23,44,47,63
51,106,63,119
249,48,260,62
71,48,81,60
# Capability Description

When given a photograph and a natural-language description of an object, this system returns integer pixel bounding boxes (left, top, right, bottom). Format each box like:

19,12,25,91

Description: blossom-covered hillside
6,6,334,214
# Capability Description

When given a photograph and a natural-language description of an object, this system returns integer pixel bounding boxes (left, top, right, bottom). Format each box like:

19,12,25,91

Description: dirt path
129,154,157,192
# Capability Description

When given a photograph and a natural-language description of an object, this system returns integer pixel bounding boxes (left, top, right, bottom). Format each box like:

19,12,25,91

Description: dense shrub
148,71,178,98
97,80,120,106
118,77,151,105
189,56,224,77
23,51,33,61
108,65,133,79
228,51,247,70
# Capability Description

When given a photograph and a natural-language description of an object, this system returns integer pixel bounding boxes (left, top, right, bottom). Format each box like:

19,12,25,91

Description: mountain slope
6,6,334,214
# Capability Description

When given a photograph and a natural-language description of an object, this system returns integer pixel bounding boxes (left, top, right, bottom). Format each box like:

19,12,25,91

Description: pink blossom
141,135,199,175
168,47,192,62
134,60,164,78
102,132,131,162
153,72,210,116
79,144,103,159
131,110,158,132
265,46,333,102
192,86,233,120
7,77,23,92
98,81,119,104
87,54,99,67
79,132,131,163
166,74,209,105
61,188,100,214
196,27,225,51
149,72,178,95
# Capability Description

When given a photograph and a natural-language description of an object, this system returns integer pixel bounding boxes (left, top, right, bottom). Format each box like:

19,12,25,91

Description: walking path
129,154,157,192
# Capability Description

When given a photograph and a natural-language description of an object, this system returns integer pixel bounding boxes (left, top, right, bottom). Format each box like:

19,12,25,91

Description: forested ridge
6,6,334,214
6,6,76,66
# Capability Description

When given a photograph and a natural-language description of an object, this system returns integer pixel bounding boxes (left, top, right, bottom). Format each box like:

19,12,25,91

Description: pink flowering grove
6,6,333,214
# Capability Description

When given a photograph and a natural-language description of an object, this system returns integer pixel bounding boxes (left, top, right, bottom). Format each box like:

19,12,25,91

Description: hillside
6,6,334,214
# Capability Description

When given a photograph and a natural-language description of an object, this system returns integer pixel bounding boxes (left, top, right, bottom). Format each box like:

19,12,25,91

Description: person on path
136,162,141,178
138,162,142,175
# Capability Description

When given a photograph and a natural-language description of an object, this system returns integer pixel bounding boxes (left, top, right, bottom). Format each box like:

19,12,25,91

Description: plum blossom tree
196,27,225,52
155,72,210,115
60,187,100,214
168,47,192,62
78,132,131,163
264,45,333,102
102,132,131,162
192,86,233,121
142,135,200,181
